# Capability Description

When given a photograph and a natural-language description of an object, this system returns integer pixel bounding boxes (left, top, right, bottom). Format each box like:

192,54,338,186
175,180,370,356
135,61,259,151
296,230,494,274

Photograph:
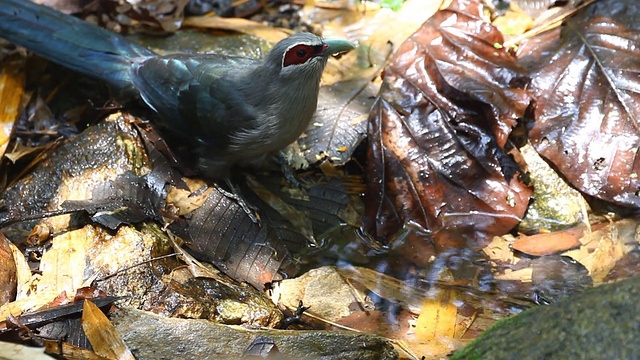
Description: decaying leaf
61,172,161,229
523,2,640,206
9,240,32,302
365,0,532,260
169,187,298,289
336,266,425,314
563,217,640,285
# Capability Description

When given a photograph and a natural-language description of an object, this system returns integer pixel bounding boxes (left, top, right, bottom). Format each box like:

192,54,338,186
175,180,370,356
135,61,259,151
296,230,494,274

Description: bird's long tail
0,0,155,90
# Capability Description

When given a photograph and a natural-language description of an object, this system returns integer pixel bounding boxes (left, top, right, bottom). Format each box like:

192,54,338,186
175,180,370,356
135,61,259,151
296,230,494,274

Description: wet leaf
136,122,300,290
524,5,640,206
336,266,425,313
296,77,376,166
530,255,592,304
177,171,367,289
511,226,584,256
10,240,32,301
0,295,122,334
4,142,51,164
563,217,640,285
61,172,161,229
334,310,412,339
82,299,135,360
169,188,298,289
365,0,532,258
243,173,363,255
415,285,458,341
246,176,317,246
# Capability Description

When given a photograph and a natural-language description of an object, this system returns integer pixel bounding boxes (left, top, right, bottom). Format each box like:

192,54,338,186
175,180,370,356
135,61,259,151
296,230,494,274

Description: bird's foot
221,179,259,223
281,163,302,189
275,152,302,189
280,300,312,329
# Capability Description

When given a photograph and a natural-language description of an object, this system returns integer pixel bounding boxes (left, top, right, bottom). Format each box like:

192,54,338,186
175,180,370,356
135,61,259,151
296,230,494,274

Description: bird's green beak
323,38,356,56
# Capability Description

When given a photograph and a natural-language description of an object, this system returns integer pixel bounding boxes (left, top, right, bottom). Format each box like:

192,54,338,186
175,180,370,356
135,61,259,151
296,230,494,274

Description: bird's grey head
264,32,355,79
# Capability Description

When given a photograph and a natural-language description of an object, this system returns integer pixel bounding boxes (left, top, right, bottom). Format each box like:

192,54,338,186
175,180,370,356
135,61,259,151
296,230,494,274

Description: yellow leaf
415,287,457,340
82,300,134,360
0,54,25,158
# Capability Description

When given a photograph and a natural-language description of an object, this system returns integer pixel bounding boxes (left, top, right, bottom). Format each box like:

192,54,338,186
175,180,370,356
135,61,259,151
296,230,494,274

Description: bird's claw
221,179,260,224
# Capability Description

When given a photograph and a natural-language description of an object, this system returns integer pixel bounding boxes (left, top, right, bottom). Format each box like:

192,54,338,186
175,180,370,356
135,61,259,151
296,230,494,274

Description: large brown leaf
365,0,532,260
524,9,640,206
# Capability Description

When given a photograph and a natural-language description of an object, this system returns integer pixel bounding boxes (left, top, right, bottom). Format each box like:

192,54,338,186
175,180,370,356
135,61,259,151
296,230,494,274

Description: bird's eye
283,44,320,67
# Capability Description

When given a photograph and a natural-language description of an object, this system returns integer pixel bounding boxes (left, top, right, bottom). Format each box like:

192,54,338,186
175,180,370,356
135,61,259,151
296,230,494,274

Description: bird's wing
130,53,260,150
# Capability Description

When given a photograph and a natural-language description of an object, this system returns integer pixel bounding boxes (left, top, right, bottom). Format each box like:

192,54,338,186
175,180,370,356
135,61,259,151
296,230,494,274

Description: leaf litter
1,0,640,359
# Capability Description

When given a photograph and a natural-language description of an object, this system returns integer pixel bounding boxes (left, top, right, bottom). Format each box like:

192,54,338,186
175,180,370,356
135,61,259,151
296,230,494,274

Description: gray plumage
0,0,355,177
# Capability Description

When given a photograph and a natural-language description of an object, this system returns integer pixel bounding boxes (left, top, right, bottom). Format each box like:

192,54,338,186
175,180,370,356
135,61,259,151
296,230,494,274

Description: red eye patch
283,44,327,67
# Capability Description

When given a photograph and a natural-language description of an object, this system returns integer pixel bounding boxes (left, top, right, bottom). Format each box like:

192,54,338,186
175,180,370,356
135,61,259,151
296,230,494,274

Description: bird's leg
222,177,259,224
279,300,312,329
275,152,302,189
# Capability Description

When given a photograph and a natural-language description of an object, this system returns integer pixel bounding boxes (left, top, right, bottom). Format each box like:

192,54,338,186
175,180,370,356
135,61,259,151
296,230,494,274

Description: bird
0,0,355,178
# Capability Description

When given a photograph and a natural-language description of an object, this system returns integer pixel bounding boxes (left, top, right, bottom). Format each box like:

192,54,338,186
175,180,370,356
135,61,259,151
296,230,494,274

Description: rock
452,276,640,359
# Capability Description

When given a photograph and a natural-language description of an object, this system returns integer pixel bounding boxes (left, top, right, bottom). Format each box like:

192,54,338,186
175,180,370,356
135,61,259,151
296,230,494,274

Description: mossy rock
452,276,640,359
